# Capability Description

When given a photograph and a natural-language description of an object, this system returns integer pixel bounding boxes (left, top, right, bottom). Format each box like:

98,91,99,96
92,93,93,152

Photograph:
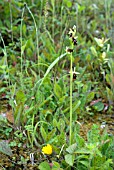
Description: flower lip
66,46,74,54
42,144,53,155
68,25,77,37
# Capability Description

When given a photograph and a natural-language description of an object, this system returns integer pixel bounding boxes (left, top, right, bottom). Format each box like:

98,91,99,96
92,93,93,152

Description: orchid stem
70,50,73,145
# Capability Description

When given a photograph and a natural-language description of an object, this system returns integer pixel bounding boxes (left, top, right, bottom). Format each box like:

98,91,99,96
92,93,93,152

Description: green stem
9,2,13,42
52,0,55,41
70,52,73,145
0,33,10,86
20,6,25,78
31,114,34,148
26,4,39,66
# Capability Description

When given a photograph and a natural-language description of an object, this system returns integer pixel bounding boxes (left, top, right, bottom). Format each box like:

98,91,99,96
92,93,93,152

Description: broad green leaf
79,160,89,168
94,37,104,47
0,115,7,123
52,168,63,170
26,48,33,57
90,46,98,57
14,104,23,126
80,96,87,108
47,128,56,141
22,24,26,36
56,132,66,145
93,101,104,111
0,65,7,70
96,149,102,157
78,5,85,12
66,1,72,8
30,68,37,79
75,134,85,147
57,119,65,132
73,100,81,112
51,0,55,7
26,38,35,51
0,87,6,93
90,168,95,170
52,161,61,169
74,148,92,154
52,167,63,170
16,90,26,104
106,87,114,102
105,74,111,85
66,143,77,154
94,37,109,47
25,106,34,116
0,141,13,156
87,124,100,143
54,82,62,99
40,126,47,141
63,0,72,8
59,96,66,103
21,40,28,55
106,159,113,164
39,161,51,170
82,84,88,93
76,154,89,160
53,118,58,127
65,154,74,166
39,53,66,87
86,92,95,103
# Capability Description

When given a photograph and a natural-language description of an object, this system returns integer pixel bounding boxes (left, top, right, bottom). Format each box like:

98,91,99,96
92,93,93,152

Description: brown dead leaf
6,110,14,124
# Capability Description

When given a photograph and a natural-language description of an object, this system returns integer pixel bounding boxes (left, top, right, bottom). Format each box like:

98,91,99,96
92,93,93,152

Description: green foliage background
0,0,114,169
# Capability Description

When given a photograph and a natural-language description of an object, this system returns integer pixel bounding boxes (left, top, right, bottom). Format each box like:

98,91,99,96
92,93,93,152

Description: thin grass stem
26,4,39,67
9,2,13,42
0,33,10,86
20,6,25,77
70,52,73,145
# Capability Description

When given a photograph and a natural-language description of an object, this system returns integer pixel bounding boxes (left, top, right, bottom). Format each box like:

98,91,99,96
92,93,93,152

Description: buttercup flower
42,144,52,155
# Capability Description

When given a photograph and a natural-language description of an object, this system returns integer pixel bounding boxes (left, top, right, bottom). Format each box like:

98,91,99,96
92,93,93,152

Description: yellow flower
42,144,52,155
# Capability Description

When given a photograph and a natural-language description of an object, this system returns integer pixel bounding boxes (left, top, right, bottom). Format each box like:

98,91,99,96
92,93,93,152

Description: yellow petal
42,144,52,155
